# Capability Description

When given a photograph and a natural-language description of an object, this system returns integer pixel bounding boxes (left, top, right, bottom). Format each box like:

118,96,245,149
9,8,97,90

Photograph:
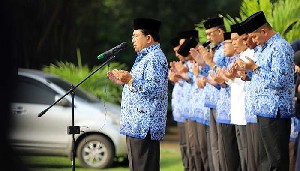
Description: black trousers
295,134,300,171
257,114,291,171
218,123,241,171
246,123,261,171
126,132,160,171
235,125,248,171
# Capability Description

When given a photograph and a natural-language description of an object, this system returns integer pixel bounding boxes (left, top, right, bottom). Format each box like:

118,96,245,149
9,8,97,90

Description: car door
9,75,73,155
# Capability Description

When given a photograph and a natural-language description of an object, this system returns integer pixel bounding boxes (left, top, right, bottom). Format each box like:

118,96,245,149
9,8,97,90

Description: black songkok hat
170,37,180,48
230,23,246,36
223,32,231,41
177,30,199,40
203,17,224,29
242,11,267,33
133,18,161,33
294,50,300,66
177,37,198,57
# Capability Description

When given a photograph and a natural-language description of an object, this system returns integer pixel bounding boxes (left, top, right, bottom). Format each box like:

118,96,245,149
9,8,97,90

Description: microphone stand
38,55,117,171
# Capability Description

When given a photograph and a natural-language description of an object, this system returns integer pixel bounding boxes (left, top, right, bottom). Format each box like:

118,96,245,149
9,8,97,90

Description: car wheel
77,134,114,169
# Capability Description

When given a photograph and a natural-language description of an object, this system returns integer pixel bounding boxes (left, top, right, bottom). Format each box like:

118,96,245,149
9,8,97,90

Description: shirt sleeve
259,44,294,89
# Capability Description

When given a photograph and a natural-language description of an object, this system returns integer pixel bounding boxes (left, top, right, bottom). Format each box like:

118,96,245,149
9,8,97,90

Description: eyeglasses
131,34,140,41
131,33,148,41
205,28,219,36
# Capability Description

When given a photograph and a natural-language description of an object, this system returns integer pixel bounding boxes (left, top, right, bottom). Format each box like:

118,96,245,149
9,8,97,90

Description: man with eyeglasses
107,17,168,171
192,16,227,171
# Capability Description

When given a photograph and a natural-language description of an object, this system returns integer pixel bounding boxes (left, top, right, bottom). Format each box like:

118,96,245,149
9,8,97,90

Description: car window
47,77,99,103
12,76,58,105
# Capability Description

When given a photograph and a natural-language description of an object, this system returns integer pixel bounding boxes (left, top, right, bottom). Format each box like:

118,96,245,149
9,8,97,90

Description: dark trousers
209,108,220,171
289,141,295,171
218,123,241,171
178,122,189,171
257,115,291,171
246,123,261,171
196,122,210,171
295,134,300,171
206,125,214,171
186,119,202,171
235,125,248,171
126,132,160,171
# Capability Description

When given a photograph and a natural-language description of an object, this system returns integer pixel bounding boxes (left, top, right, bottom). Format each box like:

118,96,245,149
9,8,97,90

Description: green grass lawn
20,146,184,171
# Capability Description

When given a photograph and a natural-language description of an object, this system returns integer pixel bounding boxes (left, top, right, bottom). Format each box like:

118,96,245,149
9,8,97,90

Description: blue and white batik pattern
245,47,260,123
250,33,294,118
171,82,185,123
204,42,227,109
190,64,210,124
216,55,238,124
120,43,168,141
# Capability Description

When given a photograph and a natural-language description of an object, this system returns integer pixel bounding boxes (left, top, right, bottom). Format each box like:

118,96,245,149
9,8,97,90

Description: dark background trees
8,0,242,127
8,0,299,126
10,0,242,70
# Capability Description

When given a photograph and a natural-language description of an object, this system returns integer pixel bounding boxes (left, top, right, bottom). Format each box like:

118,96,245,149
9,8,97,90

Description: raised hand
113,69,132,83
196,76,207,89
235,56,258,71
173,61,188,74
209,70,225,84
197,45,215,67
107,69,125,85
190,47,205,66
192,61,199,77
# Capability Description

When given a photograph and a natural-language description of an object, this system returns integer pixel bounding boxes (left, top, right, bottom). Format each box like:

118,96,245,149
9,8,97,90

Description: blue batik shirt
181,60,194,120
204,42,227,109
171,82,185,123
190,64,210,124
251,33,295,118
120,43,168,141
216,55,238,124
244,46,260,123
290,117,300,141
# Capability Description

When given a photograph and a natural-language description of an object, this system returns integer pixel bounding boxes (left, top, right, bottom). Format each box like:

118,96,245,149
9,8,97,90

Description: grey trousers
235,125,248,171
209,108,220,171
177,122,189,171
246,123,260,171
196,122,210,171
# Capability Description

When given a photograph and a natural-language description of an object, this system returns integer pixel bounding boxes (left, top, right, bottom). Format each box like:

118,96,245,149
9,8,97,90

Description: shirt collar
261,32,280,51
215,41,224,50
134,43,160,64
137,43,160,56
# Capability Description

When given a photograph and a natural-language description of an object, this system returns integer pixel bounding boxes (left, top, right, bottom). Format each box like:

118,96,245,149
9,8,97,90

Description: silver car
9,68,127,169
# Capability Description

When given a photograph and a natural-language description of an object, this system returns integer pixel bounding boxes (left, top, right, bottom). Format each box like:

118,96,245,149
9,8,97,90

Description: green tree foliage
225,0,300,42
42,61,127,104
196,0,300,43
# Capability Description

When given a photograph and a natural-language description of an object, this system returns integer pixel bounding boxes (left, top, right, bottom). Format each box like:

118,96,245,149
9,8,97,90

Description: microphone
202,41,211,48
202,41,216,52
97,42,127,59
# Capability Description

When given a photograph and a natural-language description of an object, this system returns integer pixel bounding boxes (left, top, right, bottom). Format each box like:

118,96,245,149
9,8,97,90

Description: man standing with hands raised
237,11,294,171
107,18,168,171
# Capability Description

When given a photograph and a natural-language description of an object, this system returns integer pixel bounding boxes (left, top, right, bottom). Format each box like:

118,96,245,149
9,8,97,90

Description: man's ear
147,35,152,43
217,28,224,36
261,28,267,35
